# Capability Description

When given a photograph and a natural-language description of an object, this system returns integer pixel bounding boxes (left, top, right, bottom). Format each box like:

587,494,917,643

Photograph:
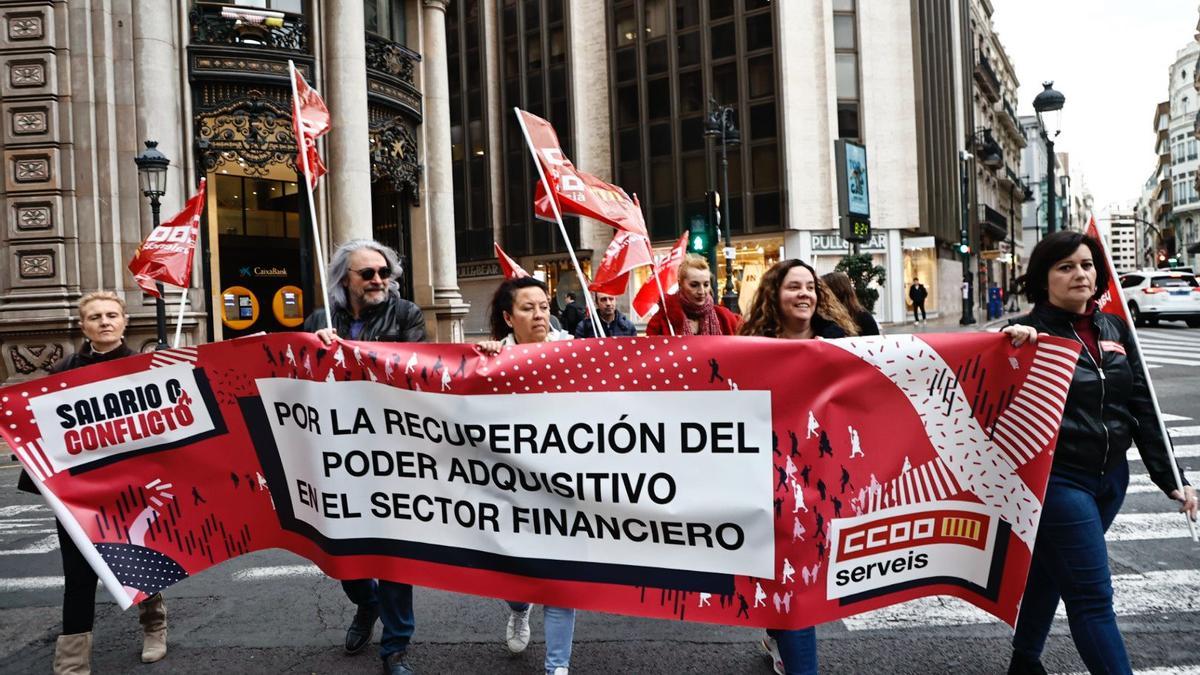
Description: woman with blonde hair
646,254,741,336
15,291,169,674
820,271,879,336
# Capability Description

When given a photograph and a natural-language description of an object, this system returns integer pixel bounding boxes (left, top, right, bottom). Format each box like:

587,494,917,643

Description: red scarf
679,293,723,336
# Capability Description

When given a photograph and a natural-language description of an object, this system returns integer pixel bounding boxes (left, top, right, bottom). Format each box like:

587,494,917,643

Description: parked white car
1119,270,1200,327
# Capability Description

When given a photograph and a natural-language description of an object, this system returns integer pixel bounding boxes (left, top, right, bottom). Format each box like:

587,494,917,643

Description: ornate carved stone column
417,0,467,341
324,0,373,243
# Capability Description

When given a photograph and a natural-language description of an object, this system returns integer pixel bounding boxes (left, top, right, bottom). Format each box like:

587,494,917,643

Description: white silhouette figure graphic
728,379,739,391
753,582,767,608
848,425,865,458
384,358,395,382
901,455,912,473
440,367,452,391
405,352,418,373
792,480,807,513
303,355,313,377
367,367,378,382
324,368,337,383
806,410,820,439
773,592,782,613
780,591,792,614
781,558,796,584
256,472,268,490
353,345,363,365
285,344,297,366
785,455,797,482
333,345,346,368
792,517,806,542
802,562,822,587
698,593,712,607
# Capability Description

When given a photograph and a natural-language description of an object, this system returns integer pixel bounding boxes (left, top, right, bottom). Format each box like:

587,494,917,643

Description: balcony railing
974,53,1001,103
978,203,1009,239
189,3,309,54
365,32,420,89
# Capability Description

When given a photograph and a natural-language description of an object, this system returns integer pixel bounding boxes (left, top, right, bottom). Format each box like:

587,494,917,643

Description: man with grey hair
303,238,423,675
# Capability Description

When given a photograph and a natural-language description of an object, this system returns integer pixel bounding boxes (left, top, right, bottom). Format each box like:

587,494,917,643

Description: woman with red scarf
646,254,741,336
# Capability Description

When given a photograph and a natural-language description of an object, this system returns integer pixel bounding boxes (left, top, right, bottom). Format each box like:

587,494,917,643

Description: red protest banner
128,179,207,298
292,66,330,189
590,231,654,295
520,110,648,238
494,241,530,280
0,332,1075,628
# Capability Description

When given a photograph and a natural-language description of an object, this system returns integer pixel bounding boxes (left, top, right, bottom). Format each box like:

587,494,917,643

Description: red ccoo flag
632,230,689,316
590,230,654,296
1085,216,1130,323
291,66,330,189
128,179,207,298
494,242,529,280
519,110,648,238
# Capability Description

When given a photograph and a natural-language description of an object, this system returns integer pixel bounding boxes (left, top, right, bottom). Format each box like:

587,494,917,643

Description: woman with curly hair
737,259,853,674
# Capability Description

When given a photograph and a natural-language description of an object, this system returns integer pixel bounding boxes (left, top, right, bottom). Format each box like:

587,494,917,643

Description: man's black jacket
1011,303,1187,495
303,294,426,343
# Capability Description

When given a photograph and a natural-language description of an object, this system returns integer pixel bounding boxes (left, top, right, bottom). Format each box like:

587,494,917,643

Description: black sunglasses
353,266,393,281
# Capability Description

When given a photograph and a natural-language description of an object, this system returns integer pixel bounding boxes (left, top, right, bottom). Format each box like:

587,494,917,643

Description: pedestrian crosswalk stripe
231,564,322,581
0,534,57,556
0,576,64,592
841,569,1200,631
0,505,47,518
1057,667,1200,675
1105,512,1196,542
1136,330,1200,344
1168,426,1200,439
1140,354,1200,367
1161,414,1192,422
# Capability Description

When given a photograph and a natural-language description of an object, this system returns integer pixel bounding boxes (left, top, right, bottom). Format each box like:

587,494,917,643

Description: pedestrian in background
477,277,576,675
559,292,584,334
737,259,856,675
908,277,928,323
646,254,741,336
573,291,638,338
1001,230,1196,675
305,239,424,675
821,271,879,336
17,292,169,675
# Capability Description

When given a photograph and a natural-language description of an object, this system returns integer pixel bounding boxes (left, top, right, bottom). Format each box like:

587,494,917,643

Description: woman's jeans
508,601,575,673
766,627,817,675
1013,462,1132,674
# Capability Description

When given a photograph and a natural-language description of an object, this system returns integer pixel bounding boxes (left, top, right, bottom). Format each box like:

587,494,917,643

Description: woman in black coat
1001,231,1196,674
16,291,168,674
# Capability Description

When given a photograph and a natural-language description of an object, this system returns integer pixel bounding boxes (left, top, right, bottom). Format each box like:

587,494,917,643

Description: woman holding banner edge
737,259,857,675
477,276,576,675
15,291,169,674
1001,230,1196,675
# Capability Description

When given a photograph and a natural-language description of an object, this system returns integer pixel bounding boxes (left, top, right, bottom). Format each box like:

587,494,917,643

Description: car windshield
1150,275,1198,288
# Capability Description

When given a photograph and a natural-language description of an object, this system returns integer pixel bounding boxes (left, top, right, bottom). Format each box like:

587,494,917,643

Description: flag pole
514,108,605,338
171,287,188,348
1097,225,1196,540
290,60,333,333
649,250,676,337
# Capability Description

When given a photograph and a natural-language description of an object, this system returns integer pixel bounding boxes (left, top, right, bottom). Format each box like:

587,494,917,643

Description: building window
499,0,576,256
833,0,861,140
447,1,492,261
607,0,782,240
364,0,406,43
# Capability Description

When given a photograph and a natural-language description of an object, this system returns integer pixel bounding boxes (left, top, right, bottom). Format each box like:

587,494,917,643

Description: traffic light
958,242,971,255
689,229,710,254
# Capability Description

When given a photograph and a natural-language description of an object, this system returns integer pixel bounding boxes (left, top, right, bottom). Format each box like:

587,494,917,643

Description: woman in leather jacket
1001,231,1197,674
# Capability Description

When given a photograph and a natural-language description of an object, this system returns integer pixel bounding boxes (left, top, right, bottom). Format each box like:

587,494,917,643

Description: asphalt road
1,323,1197,674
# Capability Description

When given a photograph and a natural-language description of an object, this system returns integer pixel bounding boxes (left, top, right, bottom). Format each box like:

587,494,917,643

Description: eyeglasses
353,266,393,281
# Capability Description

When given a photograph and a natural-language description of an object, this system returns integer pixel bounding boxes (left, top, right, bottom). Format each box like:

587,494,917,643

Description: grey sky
991,1,1198,214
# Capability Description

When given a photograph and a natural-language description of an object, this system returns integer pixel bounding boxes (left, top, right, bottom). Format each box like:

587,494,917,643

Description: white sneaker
761,636,784,675
505,606,532,653
552,668,569,675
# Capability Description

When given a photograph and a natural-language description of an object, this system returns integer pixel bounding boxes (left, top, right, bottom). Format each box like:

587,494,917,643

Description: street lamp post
959,150,976,325
1008,180,1035,312
1033,81,1065,234
133,140,171,351
705,98,741,313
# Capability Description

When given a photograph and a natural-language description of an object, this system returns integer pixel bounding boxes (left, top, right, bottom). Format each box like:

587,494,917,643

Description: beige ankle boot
53,632,92,675
138,594,167,663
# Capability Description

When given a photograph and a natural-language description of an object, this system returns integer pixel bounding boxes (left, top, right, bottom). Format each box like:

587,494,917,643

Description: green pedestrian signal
690,229,710,254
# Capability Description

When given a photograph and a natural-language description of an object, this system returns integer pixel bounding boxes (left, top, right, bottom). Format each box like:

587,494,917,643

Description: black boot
344,603,379,654
1007,651,1048,675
